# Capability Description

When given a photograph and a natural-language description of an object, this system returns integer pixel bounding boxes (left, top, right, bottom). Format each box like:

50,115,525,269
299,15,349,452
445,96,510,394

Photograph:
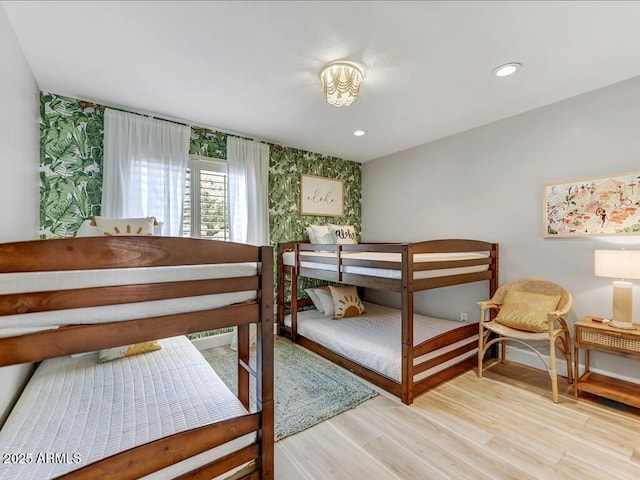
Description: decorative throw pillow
93,216,155,236
153,221,164,236
494,290,561,333
314,288,335,317
306,226,316,244
307,224,332,244
329,285,365,319
97,341,161,363
305,288,325,313
328,224,358,244
75,219,99,237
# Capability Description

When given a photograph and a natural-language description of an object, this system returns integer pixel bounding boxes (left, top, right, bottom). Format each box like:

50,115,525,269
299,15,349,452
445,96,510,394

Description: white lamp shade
594,250,640,280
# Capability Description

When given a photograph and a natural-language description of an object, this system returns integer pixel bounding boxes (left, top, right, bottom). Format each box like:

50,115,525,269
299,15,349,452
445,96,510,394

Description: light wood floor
274,360,640,479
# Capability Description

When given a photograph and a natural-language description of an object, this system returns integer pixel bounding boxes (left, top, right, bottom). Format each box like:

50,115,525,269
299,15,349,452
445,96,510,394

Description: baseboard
191,332,234,351
191,323,278,351
505,346,640,385
504,346,570,377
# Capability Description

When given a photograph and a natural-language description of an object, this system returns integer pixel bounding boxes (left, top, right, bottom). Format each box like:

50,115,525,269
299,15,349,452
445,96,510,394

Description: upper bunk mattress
0,263,258,337
282,250,489,280
0,336,251,480
284,302,478,382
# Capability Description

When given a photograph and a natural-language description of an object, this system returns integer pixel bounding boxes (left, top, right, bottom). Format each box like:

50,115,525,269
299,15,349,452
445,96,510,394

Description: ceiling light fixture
492,62,522,77
320,61,363,107
353,130,366,136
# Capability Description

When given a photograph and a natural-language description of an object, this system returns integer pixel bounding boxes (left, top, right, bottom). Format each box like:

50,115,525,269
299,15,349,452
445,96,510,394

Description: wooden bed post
401,244,414,405
258,245,275,480
491,243,499,297
277,244,286,334
489,243,499,323
290,246,299,340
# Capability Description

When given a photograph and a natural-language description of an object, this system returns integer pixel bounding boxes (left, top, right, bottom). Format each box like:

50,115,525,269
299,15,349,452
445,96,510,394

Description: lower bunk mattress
0,336,253,480
285,302,478,383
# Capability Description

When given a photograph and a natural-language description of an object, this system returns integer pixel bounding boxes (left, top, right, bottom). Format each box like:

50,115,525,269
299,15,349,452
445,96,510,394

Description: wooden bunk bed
277,239,498,405
0,236,274,480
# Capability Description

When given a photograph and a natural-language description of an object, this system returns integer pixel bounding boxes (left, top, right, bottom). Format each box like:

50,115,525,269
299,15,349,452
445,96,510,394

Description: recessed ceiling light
492,62,522,77
353,130,366,136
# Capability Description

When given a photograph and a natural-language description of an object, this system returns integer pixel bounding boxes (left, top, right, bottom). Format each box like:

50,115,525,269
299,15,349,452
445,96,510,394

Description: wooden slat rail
413,257,491,271
413,341,478,376
174,444,259,480
0,236,261,272
0,302,260,366
0,276,259,316
296,255,489,272
412,271,493,291
414,322,478,358
58,413,261,480
410,239,494,254
298,268,402,292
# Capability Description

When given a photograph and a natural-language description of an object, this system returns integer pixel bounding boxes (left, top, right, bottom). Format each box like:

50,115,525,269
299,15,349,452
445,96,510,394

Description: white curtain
227,136,270,245
227,137,269,350
102,109,191,236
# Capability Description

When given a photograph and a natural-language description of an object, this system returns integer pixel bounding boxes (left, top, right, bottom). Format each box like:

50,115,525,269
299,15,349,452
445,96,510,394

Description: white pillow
305,288,324,313
314,288,335,317
76,219,163,237
75,219,99,237
306,226,317,244
94,216,155,236
307,224,332,244
328,224,357,244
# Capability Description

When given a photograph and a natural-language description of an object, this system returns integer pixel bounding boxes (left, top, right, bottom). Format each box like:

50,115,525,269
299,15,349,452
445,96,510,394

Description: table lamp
594,249,640,329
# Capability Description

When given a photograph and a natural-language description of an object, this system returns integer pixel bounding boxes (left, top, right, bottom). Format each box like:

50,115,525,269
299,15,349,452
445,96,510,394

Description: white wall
362,75,640,383
0,4,40,425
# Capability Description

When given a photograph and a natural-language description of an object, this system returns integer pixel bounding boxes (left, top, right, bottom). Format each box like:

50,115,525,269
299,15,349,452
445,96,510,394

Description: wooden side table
574,317,640,408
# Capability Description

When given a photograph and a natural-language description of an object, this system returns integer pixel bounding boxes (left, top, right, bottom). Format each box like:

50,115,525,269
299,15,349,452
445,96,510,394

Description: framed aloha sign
544,171,640,237
300,174,344,217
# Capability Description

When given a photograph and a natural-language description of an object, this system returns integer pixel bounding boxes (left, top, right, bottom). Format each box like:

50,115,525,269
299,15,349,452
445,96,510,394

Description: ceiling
4,1,640,163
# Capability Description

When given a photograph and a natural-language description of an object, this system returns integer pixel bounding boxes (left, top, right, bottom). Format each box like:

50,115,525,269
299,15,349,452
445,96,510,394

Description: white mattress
0,336,253,480
285,302,478,382
282,250,489,280
0,263,257,337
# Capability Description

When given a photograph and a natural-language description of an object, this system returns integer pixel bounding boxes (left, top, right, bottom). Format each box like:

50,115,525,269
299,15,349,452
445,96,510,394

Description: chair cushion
494,289,561,333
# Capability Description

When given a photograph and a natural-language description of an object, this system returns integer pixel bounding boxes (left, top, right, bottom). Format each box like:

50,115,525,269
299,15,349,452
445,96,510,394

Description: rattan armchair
477,279,573,403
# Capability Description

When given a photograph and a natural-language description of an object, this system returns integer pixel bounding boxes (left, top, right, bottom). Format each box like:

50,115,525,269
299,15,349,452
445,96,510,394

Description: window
183,155,229,240
183,155,232,342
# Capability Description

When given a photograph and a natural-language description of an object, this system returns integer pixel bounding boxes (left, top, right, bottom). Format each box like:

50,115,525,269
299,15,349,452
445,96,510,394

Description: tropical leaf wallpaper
268,146,361,245
40,94,104,238
39,92,362,249
269,145,362,297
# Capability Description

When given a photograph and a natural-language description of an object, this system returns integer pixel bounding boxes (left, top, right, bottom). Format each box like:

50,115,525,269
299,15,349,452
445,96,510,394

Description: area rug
201,337,378,441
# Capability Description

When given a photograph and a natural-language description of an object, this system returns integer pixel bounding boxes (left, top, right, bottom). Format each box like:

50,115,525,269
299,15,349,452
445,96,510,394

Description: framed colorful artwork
544,171,640,237
300,174,344,217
